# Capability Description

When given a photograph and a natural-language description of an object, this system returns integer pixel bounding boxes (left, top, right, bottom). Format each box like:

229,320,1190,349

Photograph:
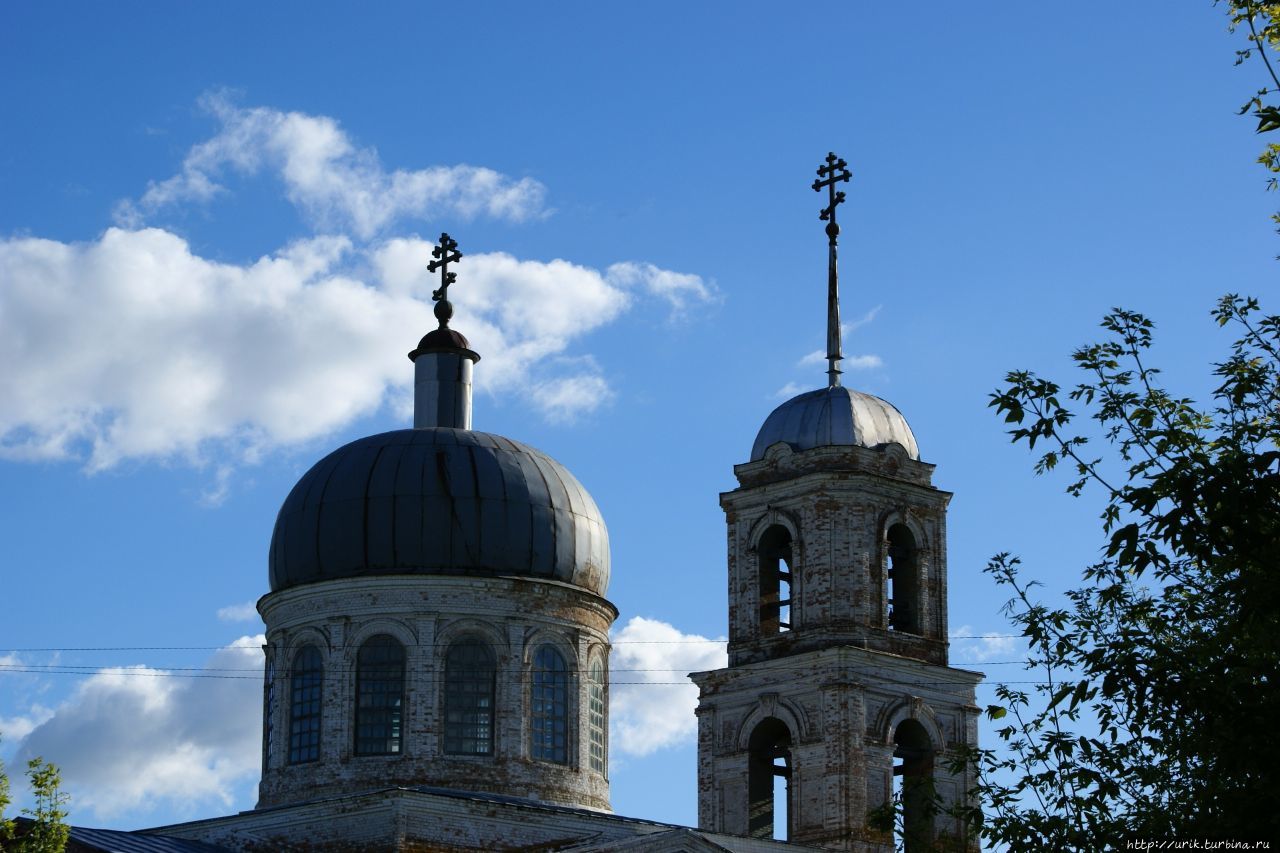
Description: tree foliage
0,738,70,853
1227,1,1280,219
961,8,1280,847
973,299,1280,848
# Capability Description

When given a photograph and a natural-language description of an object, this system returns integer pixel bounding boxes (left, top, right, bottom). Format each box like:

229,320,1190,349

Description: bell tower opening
892,718,936,852
747,717,792,841
885,523,921,634
757,525,794,634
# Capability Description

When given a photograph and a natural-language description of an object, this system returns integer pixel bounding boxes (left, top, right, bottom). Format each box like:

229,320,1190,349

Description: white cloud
605,261,719,321
798,350,883,370
11,636,264,820
797,305,885,367
0,229,416,470
530,373,614,423
216,601,260,623
609,617,726,758
847,304,881,331
117,93,548,239
0,230,705,469
951,625,1019,663
1,97,719,475
845,354,884,370
774,381,805,399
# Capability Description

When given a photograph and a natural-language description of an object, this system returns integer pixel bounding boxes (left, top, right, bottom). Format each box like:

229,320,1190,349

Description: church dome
750,385,920,461
269,427,610,595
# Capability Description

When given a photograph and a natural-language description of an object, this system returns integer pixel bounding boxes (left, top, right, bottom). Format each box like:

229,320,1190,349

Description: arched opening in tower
747,716,792,840
885,524,921,634
757,525,793,634
892,718,935,852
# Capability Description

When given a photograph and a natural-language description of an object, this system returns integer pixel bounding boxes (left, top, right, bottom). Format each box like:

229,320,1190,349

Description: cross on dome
429,231,463,328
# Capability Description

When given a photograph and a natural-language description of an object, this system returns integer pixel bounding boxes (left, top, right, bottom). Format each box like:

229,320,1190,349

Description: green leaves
0,735,69,853
976,299,1280,847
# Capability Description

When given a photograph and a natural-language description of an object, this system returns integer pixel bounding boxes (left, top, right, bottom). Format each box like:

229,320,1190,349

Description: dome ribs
268,429,610,595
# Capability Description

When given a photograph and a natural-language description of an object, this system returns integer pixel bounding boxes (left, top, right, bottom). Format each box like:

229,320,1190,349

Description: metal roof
750,385,920,461
68,825,229,853
270,428,610,596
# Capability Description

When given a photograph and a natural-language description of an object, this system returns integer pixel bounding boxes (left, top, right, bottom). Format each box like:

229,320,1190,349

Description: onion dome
751,385,919,461
269,427,610,595
268,231,609,597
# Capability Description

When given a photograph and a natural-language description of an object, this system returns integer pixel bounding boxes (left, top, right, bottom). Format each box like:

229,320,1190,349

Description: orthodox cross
428,232,463,328
813,151,852,241
812,152,852,387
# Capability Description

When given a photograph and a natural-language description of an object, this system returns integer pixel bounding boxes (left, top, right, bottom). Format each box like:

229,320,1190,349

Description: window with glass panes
531,645,568,764
588,657,606,773
444,641,495,755
355,635,404,755
288,645,323,764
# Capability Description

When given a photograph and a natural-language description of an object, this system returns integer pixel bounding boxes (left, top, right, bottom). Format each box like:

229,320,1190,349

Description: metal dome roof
269,428,610,595
750,385,920,461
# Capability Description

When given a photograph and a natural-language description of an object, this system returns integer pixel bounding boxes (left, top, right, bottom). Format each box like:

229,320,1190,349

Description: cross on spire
812,152,852,387
812,152,852,240
428,232,463,328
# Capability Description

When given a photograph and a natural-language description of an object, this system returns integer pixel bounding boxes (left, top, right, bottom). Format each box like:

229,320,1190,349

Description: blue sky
0,1,1273,833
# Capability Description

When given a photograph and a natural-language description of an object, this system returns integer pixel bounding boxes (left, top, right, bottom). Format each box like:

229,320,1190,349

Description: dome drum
257,574,614,812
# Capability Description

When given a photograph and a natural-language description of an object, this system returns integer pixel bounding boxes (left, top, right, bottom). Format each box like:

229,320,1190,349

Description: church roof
269,427,610,596
750,384,920,461
64,823,229,852
141,785,814,852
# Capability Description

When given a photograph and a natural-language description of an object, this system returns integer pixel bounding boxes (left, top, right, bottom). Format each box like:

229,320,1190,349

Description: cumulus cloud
0,230,708,469
774,381,805,399
609,617,726,758
0,229,416,469
529,372,614,423
1,96,718,475
216,601,260,623
12,637,264,820
605,261,719,321
116,93,547,238
951,625,1019,663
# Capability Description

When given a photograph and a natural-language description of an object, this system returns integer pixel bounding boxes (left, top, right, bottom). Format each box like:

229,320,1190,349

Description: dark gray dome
751,385,920,461
270,428,610,595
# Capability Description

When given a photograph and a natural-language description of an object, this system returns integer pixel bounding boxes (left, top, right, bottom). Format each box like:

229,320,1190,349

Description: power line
0,661,1030,674
0,635,1020,653
0,663,1035,687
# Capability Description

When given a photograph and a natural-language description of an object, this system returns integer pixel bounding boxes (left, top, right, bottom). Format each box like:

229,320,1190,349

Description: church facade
76,159,979,852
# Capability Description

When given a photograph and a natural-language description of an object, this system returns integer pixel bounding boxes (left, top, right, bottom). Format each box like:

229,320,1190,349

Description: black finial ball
825,220,840,239
434,298,453,326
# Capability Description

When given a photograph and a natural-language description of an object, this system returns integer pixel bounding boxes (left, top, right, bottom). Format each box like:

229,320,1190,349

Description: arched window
747,717,792,840
758,525,794,634
588,656,606,774
892,719,936,852
530,645,568,764
262,649,276,770
355,634,405,756
886,524,921,634
444,640,495,756
288,645,323,764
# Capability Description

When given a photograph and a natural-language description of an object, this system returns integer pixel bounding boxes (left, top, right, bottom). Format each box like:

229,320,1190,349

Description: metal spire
428,232,462,329
812,152,852,388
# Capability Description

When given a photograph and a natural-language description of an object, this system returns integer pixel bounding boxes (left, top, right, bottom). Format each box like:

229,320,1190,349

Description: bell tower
690,155,980,851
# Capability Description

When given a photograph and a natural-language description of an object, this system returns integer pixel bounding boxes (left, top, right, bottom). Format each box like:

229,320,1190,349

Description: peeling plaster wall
696,442,981,851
